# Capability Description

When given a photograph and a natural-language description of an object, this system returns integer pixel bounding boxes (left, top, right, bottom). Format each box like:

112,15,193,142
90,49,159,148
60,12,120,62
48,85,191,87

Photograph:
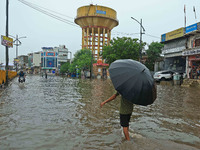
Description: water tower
74,4,119,60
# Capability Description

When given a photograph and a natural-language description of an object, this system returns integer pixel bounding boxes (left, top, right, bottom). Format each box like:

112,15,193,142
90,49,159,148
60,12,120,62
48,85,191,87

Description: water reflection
0,75,199,149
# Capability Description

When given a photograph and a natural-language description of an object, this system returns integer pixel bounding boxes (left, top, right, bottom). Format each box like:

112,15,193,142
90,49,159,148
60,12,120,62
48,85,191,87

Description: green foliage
101,37,146,64
145,42,164,71
60,62,70,74
69,49,93,74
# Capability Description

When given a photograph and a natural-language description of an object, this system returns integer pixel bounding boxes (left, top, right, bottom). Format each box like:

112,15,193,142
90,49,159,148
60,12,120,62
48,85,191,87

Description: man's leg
120,114,131,141
123,127,130,141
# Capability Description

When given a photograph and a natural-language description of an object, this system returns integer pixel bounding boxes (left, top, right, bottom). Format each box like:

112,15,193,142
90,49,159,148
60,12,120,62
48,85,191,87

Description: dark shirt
19,72,25,77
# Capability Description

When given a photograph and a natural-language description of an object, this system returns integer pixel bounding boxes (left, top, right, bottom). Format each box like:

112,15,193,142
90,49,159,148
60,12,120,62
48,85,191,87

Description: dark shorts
120,114,131,127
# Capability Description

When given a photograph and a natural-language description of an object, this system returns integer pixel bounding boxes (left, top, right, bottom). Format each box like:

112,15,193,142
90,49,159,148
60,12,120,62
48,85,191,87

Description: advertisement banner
1,35,13,47
185,23,197,34
165,28,184,41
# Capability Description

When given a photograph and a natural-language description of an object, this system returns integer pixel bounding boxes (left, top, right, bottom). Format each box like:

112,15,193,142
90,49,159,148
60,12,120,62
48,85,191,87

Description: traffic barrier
0,70,17,86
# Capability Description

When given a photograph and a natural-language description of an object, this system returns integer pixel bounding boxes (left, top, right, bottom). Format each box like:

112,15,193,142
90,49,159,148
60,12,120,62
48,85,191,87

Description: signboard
14,58,19,63
46,52,55,56
182,49,200,56
162,46,185,54
161,28,184,42
1,35,13,47
161,34,166,42
96,10,106,15
42,47,53,50
185,23,197,34
166,28,184,41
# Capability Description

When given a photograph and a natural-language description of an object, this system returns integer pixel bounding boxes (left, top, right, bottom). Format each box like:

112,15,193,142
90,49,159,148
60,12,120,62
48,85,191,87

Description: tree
101,37,146,64
60,62,70,74
69,49,93,74
145,42,164,71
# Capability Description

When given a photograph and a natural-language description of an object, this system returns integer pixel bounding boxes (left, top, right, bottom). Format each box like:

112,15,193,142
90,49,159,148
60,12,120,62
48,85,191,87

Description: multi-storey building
41,47,58,73
33,52,41,74
54,45,69,73
17,55,28,71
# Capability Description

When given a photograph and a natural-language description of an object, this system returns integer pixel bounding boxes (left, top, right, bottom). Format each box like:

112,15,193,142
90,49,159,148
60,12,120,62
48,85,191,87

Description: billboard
1,35,13,47
161,28,184,42
185,23,197,34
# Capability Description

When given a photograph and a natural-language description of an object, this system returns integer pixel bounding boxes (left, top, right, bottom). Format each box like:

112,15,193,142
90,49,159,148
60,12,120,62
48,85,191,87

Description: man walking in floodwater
100,92,133,141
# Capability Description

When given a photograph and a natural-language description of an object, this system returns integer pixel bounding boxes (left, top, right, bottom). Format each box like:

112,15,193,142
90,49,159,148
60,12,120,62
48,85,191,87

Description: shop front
162,38,186,73
183,48,200,79
188,54,200,79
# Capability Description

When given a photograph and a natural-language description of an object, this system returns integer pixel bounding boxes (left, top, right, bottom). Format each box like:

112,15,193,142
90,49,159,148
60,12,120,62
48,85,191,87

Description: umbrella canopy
109,59,156,106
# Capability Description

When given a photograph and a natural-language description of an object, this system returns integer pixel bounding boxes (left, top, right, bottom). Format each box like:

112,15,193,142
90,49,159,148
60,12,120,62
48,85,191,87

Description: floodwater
0,75,199,150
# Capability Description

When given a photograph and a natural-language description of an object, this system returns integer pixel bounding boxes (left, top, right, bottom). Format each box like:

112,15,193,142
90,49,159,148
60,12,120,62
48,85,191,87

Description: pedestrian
196,67,200,79
100,83,157,141
100,59,157,141
45,71,47,79
100,92,133,141
187,66,192,79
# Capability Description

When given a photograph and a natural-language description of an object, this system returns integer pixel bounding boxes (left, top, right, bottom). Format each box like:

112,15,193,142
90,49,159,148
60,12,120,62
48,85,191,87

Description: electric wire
112,31,160,39
20,0,74,20
18,0,79,28
18,0,160,39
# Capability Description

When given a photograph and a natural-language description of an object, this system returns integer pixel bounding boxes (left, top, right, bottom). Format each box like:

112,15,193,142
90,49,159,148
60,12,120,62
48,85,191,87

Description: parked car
153,70,175,81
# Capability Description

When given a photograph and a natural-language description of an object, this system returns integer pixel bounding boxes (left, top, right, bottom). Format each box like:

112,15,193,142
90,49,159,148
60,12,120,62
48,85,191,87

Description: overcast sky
0,0,199,63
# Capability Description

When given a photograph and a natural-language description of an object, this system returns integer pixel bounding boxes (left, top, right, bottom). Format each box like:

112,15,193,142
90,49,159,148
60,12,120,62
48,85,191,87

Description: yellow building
74,4,119,60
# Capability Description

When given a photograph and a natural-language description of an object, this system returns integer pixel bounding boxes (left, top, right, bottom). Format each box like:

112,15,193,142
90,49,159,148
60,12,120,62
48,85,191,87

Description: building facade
33,52,41,74
161,22,200,79
182,23,200,79
54,45,69,73
17,55,28,71
41,47,58,73
161,28,186,73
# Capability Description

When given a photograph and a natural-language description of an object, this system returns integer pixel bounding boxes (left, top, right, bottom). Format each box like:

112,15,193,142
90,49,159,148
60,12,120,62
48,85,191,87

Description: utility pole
90,50,93,79
5,0,9,85
131,17,145,62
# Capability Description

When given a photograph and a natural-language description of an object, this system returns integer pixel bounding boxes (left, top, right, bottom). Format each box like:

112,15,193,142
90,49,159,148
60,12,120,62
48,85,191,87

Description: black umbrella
109,59,156,106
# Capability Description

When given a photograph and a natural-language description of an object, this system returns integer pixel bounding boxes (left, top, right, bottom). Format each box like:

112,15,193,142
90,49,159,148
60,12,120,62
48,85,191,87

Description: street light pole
131,17,145,62
10,34,27,71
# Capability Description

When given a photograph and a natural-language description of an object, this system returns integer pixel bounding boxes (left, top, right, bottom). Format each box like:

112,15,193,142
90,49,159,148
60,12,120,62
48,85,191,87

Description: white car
153,70,175,81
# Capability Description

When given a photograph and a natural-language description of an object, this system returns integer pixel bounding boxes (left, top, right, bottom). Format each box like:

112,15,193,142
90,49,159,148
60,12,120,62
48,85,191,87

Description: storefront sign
161,28,184,42
182,49,200,56
42,67,53,69
46,52,55,56
163,46,185,54
185,23,197,34
14,58,19,63
188,55,200,61
1,35,13,47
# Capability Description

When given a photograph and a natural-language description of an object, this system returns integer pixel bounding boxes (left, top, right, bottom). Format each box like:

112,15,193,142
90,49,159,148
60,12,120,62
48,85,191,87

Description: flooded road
0,75,200,150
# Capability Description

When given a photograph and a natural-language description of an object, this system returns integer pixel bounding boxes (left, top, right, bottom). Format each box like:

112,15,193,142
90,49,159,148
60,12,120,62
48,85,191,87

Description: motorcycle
18,76,25,83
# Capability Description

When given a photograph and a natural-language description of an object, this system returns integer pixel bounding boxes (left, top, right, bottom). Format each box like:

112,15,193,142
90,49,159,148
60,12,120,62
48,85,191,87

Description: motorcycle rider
18,70,26,82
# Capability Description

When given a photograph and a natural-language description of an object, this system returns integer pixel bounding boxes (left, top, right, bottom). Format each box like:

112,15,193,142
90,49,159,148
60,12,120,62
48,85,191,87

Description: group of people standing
188,66,200,79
